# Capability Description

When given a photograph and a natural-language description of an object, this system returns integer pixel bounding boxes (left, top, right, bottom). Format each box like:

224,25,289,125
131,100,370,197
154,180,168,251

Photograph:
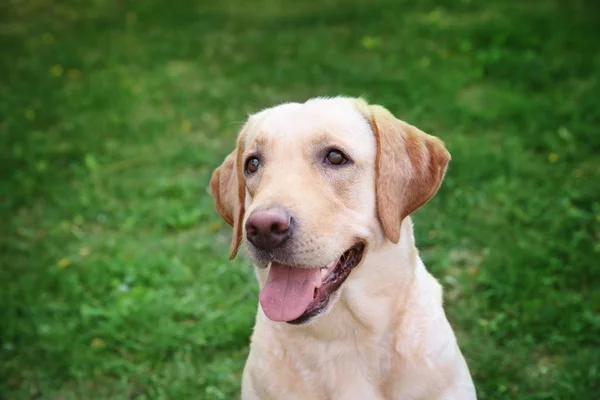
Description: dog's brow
244,134,266,153
310,131,352,149
311,132,335,145
250,135,266,146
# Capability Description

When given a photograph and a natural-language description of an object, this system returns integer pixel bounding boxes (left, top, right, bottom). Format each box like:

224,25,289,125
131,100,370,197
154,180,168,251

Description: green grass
1,0,599,398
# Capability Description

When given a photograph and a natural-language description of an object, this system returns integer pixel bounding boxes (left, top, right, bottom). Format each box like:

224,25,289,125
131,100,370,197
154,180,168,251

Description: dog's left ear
355,101,451,243
210,138,246,259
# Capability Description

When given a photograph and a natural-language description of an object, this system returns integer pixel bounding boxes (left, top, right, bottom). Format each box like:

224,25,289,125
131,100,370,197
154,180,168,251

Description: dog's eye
324,150,348,166
245,156,260,174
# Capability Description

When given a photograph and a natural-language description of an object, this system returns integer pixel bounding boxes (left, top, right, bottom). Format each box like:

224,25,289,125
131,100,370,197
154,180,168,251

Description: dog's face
210,97,450,324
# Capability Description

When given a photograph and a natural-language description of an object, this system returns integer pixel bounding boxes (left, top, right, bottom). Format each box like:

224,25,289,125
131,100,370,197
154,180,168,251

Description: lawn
1,0,599,399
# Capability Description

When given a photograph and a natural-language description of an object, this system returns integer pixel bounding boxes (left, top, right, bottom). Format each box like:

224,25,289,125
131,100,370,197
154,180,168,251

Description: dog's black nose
245,207,292,250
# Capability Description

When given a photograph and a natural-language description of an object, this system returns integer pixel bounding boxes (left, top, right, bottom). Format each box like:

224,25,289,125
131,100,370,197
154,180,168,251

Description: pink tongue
259,263,321,322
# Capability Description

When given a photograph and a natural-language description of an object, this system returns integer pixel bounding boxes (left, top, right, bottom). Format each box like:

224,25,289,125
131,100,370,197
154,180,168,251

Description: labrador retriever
210,97,476,399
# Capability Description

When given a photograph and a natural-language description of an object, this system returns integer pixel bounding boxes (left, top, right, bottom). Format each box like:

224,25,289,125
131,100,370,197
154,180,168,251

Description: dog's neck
257,217,425,341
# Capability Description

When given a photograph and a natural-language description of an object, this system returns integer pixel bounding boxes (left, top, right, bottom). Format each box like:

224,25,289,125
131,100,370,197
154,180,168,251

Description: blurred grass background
1,0,599,399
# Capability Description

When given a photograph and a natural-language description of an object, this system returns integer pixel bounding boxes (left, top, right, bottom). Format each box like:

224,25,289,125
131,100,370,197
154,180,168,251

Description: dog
210,97,476,399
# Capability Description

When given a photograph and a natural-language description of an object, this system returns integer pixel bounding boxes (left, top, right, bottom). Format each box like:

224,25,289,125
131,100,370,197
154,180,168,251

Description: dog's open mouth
259,243,365,325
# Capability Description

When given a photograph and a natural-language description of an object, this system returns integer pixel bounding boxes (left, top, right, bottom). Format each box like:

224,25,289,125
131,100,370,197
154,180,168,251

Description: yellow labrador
210,97,476,399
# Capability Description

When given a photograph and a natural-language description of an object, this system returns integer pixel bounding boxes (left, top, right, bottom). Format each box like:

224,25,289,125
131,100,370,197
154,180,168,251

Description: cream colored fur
210,97,476,399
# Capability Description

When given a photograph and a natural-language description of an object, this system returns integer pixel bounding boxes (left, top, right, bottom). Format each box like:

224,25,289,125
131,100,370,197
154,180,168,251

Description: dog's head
210,98,450,324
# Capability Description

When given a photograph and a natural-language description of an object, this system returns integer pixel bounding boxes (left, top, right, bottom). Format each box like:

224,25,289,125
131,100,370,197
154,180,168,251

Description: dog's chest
287,334,392,399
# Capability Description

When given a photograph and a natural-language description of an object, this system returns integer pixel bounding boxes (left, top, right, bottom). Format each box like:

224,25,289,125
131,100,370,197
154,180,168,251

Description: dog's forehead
243,99,375,151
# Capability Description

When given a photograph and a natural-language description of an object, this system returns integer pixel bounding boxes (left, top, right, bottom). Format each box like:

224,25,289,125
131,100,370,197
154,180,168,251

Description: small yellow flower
548,152,560,163
90,338,105,349
182,120,192,133
50,65,64,77
80,247,91,257
126,12,137,25
58,258,71,269
360,36,381,50
467,266,480,276
419,57,431,68
67,69,81,80
426,8,447,25
208,220,222,232
41,33,55,45
24,109,35,120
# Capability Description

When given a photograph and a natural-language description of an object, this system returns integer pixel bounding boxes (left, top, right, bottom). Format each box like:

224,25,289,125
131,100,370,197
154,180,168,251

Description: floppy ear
210,139,246,259
365,105,451,243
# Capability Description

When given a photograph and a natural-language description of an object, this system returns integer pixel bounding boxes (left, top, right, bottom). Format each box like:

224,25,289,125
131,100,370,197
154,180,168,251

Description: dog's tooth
320,267,328,279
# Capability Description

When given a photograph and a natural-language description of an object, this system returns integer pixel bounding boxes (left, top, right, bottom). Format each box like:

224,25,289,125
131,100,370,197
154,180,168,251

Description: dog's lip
286,242,365,325
261,244,363,270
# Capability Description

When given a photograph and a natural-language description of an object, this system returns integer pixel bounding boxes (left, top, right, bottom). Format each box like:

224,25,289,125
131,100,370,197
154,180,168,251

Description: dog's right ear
210,137,246,259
